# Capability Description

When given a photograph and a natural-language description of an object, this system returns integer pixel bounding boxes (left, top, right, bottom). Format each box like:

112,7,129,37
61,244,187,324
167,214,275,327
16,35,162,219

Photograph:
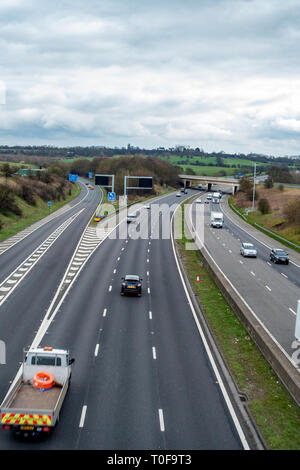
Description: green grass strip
176,199,300,450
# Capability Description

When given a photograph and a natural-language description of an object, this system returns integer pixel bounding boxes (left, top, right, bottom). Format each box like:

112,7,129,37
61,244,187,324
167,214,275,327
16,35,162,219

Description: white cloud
0,0,299,154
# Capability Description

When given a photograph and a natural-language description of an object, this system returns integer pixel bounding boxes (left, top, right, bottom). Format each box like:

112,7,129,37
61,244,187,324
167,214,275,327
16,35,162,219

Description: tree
283,199,300,228
264,176,273,189
1,163,14,179
258,198,270,214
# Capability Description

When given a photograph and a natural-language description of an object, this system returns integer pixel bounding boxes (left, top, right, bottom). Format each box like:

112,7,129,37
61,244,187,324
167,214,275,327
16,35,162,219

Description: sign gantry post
95,174,115,199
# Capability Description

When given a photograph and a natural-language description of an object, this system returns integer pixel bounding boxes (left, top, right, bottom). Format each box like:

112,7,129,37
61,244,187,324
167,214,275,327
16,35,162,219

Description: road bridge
179,174,240,194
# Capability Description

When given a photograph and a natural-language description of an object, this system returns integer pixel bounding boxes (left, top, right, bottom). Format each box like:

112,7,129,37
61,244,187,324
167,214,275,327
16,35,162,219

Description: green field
178,164,236,176
0,161,34,168
158,155,267,177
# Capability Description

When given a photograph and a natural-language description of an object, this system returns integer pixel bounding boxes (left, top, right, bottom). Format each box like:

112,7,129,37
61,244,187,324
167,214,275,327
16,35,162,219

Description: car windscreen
244,244,254,249
275,250,287,256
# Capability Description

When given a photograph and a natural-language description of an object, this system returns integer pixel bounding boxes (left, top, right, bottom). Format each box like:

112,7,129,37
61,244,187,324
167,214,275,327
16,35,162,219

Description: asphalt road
0,190,246,450
189,193,300,359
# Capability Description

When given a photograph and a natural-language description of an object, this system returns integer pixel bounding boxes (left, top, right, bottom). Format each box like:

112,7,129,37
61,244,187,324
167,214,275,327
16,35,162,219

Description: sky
0,0,300,156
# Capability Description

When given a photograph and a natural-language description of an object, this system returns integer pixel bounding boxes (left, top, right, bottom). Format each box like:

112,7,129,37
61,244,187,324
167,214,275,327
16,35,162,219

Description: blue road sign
48,201,52,207
108,192,116,202
69,174,78,182
88,172,93,179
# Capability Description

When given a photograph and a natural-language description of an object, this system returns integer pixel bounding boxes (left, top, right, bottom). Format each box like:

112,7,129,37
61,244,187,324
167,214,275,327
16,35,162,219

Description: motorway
189,191,300,363
0,188,248,450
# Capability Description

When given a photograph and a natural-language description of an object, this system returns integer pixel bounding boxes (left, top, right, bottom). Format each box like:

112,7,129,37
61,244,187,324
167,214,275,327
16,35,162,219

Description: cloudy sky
0,0,300,155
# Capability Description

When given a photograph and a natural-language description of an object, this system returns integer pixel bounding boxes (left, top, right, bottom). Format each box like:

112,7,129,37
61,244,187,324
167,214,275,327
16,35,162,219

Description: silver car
240,242,257,258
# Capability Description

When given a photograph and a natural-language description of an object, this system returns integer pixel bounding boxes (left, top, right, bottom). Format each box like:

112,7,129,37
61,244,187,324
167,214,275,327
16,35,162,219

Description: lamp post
252,163,256,211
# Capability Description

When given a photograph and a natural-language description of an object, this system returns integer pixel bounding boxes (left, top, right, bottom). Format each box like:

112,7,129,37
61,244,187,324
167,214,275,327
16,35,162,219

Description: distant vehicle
210,212,223,228
176,192,181,197
144,204,150,209
127,214,137,223
206,194,212,200
205,198,210,204
240,242,257,258
0,347,74,437
121,275,142,296
270,249,289,265
180,188,185,193
89,186,95,190
196,198,202,203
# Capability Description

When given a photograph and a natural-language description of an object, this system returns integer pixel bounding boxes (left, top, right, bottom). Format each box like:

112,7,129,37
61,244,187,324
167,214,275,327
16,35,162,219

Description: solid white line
94,344,99,356
103,308,107,317
152,347,157,360
0,209,85,307
158,409,165,432
0,182,89,257
221,199,300,269
174,204,250,449
281,273,288,279
79,406,87,428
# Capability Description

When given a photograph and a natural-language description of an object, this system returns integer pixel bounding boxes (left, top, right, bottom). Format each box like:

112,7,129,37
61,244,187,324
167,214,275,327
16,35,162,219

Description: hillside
0,167,80,241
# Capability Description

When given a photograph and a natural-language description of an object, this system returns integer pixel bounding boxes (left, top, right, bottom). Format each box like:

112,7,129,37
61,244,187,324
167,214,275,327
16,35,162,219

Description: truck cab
24,348,73,386
1,347,74,436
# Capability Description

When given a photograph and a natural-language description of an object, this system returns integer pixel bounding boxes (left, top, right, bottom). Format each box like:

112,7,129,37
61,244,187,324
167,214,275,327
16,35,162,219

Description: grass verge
176,198,300,449
228,196,300,253
0,182,81,242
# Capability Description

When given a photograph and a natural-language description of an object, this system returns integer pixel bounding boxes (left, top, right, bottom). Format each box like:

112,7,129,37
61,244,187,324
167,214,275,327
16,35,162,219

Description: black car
121,275,142,296
270,249,289,265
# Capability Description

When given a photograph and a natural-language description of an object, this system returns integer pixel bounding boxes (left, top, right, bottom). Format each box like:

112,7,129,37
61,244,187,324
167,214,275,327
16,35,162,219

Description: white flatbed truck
0,347,74,437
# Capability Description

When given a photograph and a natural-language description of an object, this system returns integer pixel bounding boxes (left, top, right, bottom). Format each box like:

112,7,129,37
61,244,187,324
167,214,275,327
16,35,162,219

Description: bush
283,199,300,227
0,184,22,216
264,177,273,189
278,184,285,192
21,184,36,206
0,218,2,230
258,198,271,214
